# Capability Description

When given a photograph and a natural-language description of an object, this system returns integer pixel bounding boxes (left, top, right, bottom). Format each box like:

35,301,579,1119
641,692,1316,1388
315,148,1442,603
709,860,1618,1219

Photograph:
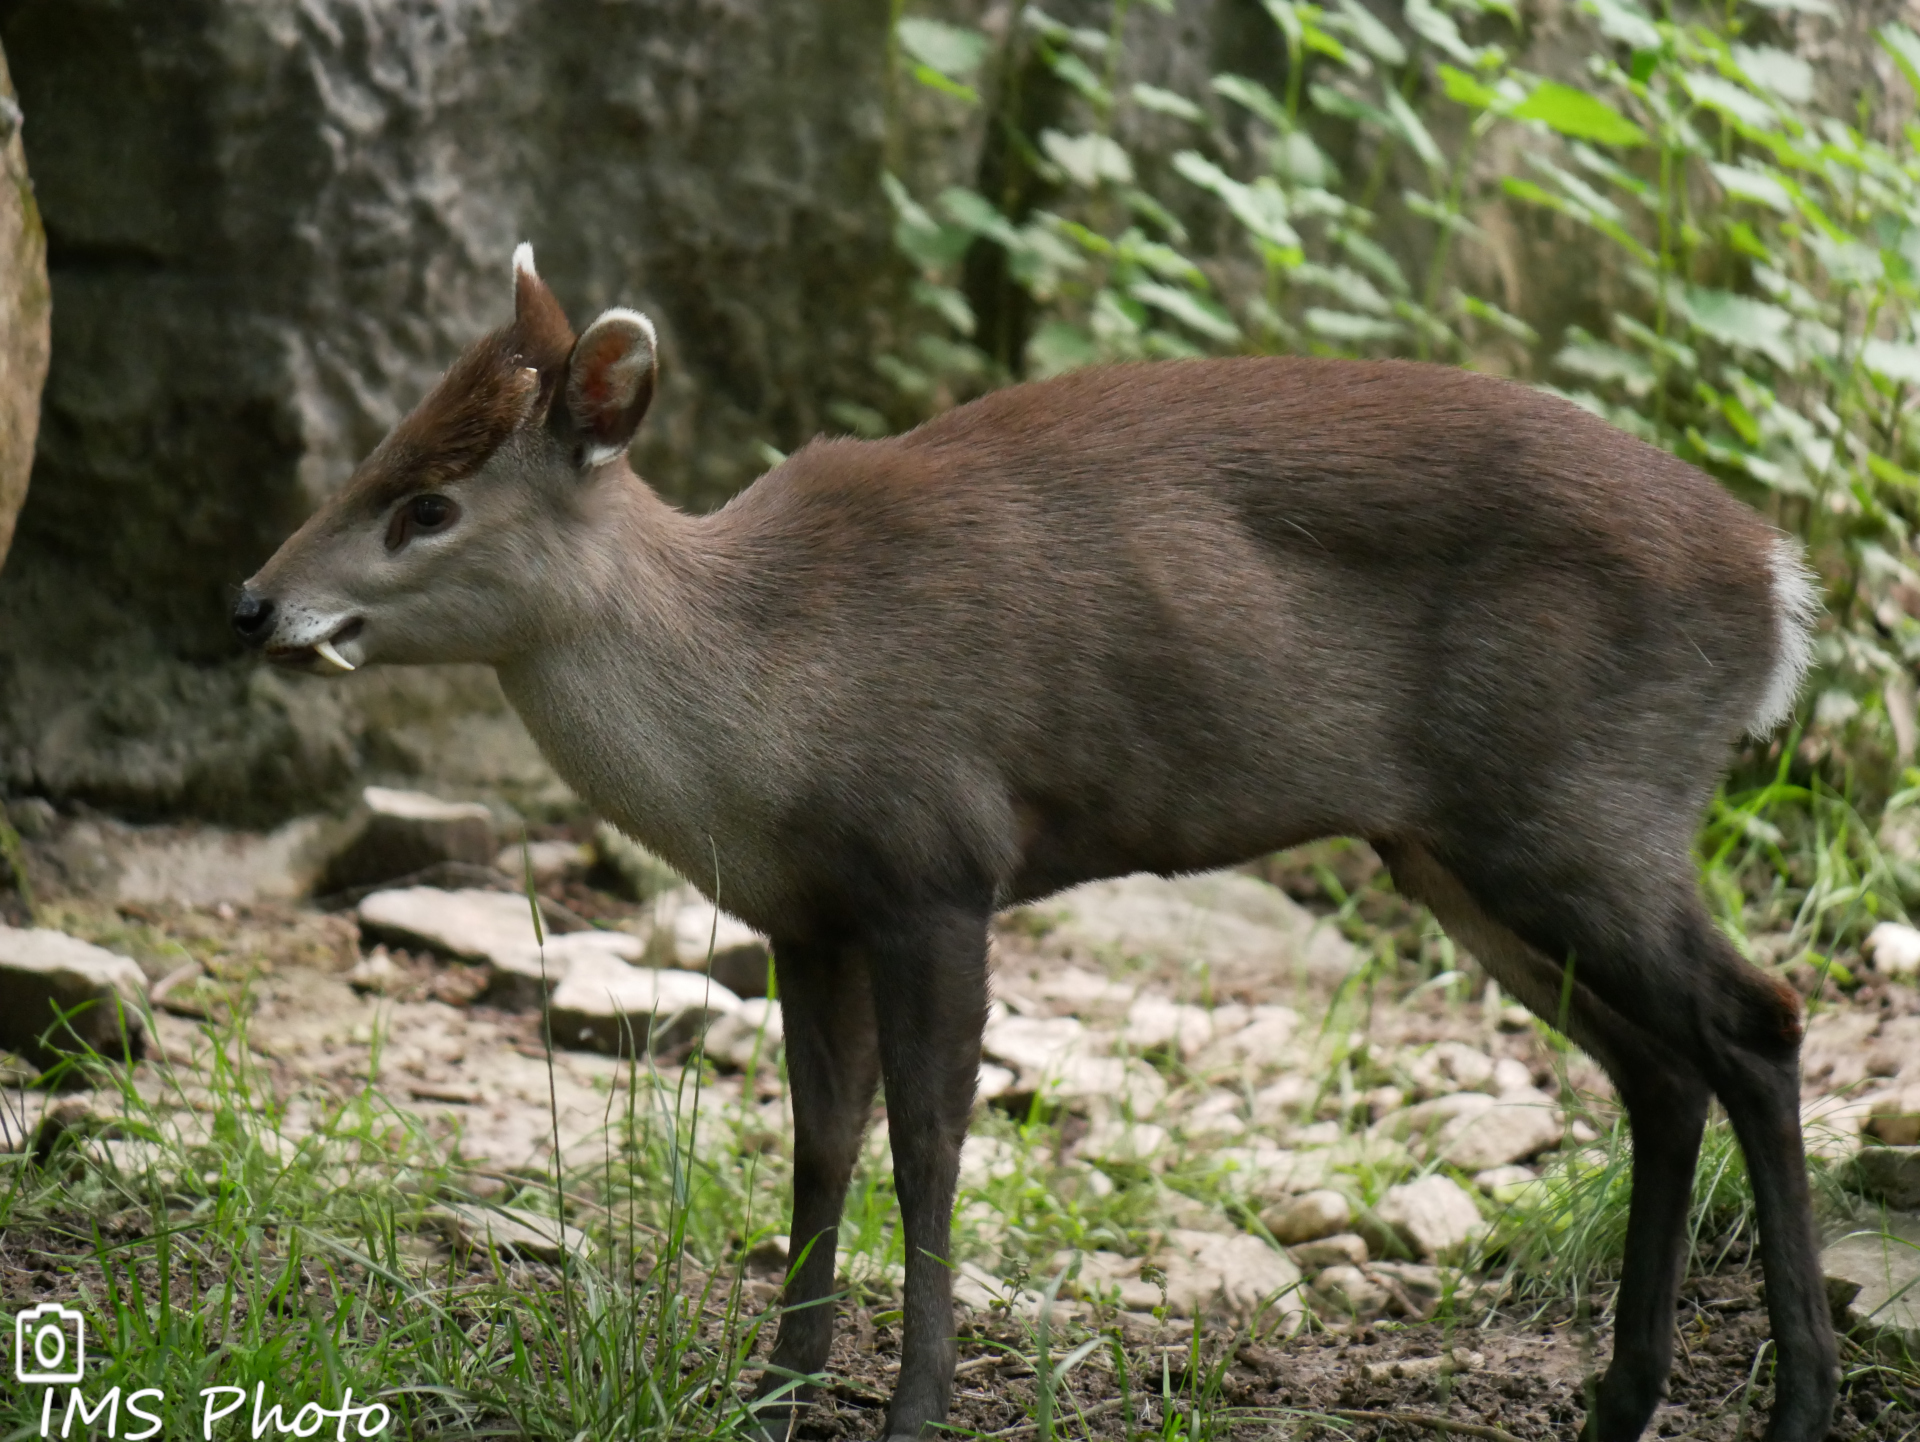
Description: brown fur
237,265,1834,1442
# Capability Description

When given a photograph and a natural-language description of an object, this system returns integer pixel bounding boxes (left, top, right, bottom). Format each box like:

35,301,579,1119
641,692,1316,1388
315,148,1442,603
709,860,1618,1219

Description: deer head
232,246,659,672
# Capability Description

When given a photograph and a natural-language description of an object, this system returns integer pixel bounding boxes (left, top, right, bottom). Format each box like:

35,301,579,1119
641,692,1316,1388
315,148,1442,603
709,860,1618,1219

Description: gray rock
1034,871,1360,983
1865,922,1920,980
547,951,740,1055
702,998,784,1071
589,824,685,903
0,0,901,822
488,930,647,1010
1156,1229,1305,1325
1288,1232,1369,1270
1309,1264,1391,1321
0,926,147,1071
667,895,772,998
1851,1147,1920,1209
1384,1087,1564,1172
322,787,498,894
1822,1212,1920,1352
1405,1042,1497,1099
356,886,623,1004
494,840,591,886
1263,1188,1353,1245
1376,1176,1488,1260
0,35,48,572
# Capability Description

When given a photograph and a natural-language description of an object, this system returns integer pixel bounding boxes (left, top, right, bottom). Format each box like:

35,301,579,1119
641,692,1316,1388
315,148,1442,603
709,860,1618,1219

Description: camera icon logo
13,1303,85,1383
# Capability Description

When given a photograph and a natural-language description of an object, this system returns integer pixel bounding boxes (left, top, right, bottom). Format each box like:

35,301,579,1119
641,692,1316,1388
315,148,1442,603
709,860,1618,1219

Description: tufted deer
236,245,1831,1442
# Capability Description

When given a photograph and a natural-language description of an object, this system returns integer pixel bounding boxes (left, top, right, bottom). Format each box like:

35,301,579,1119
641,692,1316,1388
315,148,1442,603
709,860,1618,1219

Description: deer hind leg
751,934,881,1439
1383,837,1836,1442
1378,841,1714,1442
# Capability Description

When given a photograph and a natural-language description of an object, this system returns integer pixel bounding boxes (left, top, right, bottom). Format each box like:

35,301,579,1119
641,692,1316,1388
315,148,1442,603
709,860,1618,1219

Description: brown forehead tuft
341,304,576,514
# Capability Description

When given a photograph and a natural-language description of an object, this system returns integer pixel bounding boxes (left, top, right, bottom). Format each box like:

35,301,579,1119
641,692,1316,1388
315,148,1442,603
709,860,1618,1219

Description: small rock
1364,1085,1405,1121
1369,1260,1451,1318
1865,1087,1920,1147
1865,922,1920,980
1309,1264,1392,1321
0,926,148,1071
1157,1229,1305,1324
1055,1249,1159,1310
982,1013,1098,1074
1376,1176,1488,1260
358,887,545,965
701,998,784,1070
433,1202,590,1262
1821,1212,1920,1351
953,1260,1046,1315
1191,1004,1301,1071
1216,1145,1331,1201
321,787,498,894
1473,1164,1539,1198
666,895,771,996
1121,996,1216,1057
1851,1147,1920,1209
1249,1075,1315,1127
959,1135,1021,1190
1360,1349,1483,1384
975,1061,1019,1102
494,839,590,884
346,948,407,996
590,822,684,901
487,929,647,1009
1491,1057,1535,1094
1079,1116,1171,1167
744,1234,790,1274
1288,1232,1368,1270
1263,1188,1352,1244
547,951,740,1055
1406,1041,1496,1099
1390,1087,1565,1171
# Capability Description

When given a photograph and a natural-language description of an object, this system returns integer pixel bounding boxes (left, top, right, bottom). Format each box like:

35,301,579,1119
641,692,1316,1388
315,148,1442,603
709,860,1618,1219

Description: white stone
1078,1116,1171,1167
1822,1212,1920,1351
959,1134,1021,1191
1033,871,1360,981
1866,922,1920,979
1191,1003,1301,1071
669,896,769,973
1249,1075,1316,1128
1263,1187,1352,1244
1406,1041,1496,1098
1384,1088,1563,1171
975,1061,1019,1101
1491,1057,1535,1094
1156,1229,1305,1324
1210,1145,1330,1200
548,951,740,1055
981,1013,1098,1074
0,926,149,1068
702,998,784,1070
1121,996,1216,1057
1288,1233,1368,1270
494,839,590,884
1377,1176,1488,1259
358,887,547,965
433,1202,590,1262
1309,1264,1391,1321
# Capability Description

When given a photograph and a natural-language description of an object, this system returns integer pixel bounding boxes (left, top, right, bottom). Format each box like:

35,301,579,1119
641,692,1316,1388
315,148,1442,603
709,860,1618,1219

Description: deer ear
565,308,658,468
510,243,575,390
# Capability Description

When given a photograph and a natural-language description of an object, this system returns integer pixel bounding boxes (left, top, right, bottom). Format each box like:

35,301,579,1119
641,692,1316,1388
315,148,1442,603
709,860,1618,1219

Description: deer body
237,248,1834,1442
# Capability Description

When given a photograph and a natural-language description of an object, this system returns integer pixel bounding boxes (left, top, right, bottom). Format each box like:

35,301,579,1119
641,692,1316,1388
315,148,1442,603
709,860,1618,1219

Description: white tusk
314,638,357,673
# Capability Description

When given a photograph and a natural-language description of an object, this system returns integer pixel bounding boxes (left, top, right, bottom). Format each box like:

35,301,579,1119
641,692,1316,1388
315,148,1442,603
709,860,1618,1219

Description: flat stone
488,929,646,1009
702,998,784,1070
358,887,546,965
667,894,771,996
1032,871,1360,982
547,951,740,1055
1865,921,1920,980
1369,1260,1452,1319
1864,1087,1920,1147
1078,1116,1171,1167
1387,1087,1564,1171
1190,1004,1301,1071
0,926,148,1071
590,823,687,902
1263,1188,1352,1244
1376,1175,1488,1260
1309,1264,1391,1321
1156,1229,1305,1325
1288,1232,1369,1270
1851,1146,1920,1208
322,787,498,894
1121,996,1216,1058
432,1202,590,1263
1213,1145,1331,1200
975,1061,1019,1102
494,839,591,885
1406,1042,1498,1098
981,1013,1098,1074
1822,1212,1920,1351
1055,1249,1160,1311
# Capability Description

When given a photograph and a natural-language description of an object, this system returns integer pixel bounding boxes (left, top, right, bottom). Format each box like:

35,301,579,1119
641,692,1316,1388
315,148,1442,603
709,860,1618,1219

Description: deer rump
238,266,1832,1442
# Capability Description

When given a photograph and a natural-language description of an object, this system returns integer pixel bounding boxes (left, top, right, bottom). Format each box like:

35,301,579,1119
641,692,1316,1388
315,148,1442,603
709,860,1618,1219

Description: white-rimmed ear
565,308,658,469
512,242,538,289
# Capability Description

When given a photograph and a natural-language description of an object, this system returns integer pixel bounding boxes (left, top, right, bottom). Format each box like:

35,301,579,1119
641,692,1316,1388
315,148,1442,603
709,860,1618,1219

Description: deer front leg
866,902,991,1441
751,935,879,1439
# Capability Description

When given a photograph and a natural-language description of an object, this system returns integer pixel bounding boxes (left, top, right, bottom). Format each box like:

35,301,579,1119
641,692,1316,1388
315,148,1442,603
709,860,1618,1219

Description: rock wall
0,36,47,572
0,0,900,822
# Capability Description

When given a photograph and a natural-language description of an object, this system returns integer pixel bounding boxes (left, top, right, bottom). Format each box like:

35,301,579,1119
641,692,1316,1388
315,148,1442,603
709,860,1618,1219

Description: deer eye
386,493,459,551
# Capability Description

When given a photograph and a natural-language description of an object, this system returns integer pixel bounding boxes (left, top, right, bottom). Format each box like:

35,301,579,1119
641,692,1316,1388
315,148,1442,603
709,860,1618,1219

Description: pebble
1376,1175,1488,1259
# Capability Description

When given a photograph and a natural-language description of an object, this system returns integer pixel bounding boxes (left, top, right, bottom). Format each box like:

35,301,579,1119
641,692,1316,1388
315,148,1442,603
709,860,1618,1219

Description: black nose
231,590,275,646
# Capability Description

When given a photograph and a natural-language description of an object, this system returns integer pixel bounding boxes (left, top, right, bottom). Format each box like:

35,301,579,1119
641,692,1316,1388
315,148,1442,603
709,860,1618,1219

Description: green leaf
1730,45,1812,104
1581,0,1660,51
1682,72,1777,131
1335,227,1410,295
1404,189,1484,238
910,66,979,103
1863,340,1920,386
1457,294,1539,344
896,18,990,80
1173,151,1301,247
1292,261,1393,314
1404,0,1484,67
883,172,974,271
938,186,1023,248
909,280,976,336
1212,73,1292,132
1040,129,1135,187
1132,83,1205,122
1384,87,1445,172
1553,329,1655,396
1725,220,1772,262
1708,162,1792,213
1511,82,1648,147
1500,176,1655,264
1025,321,1100,379
1131,281,1241,341
1437,64,1500,111
1880,24,1920,95
1332,0,1406,65
1310,83,1395,134
1745,0,1835,14
1049,50,1112,107
1304,308,1407,343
